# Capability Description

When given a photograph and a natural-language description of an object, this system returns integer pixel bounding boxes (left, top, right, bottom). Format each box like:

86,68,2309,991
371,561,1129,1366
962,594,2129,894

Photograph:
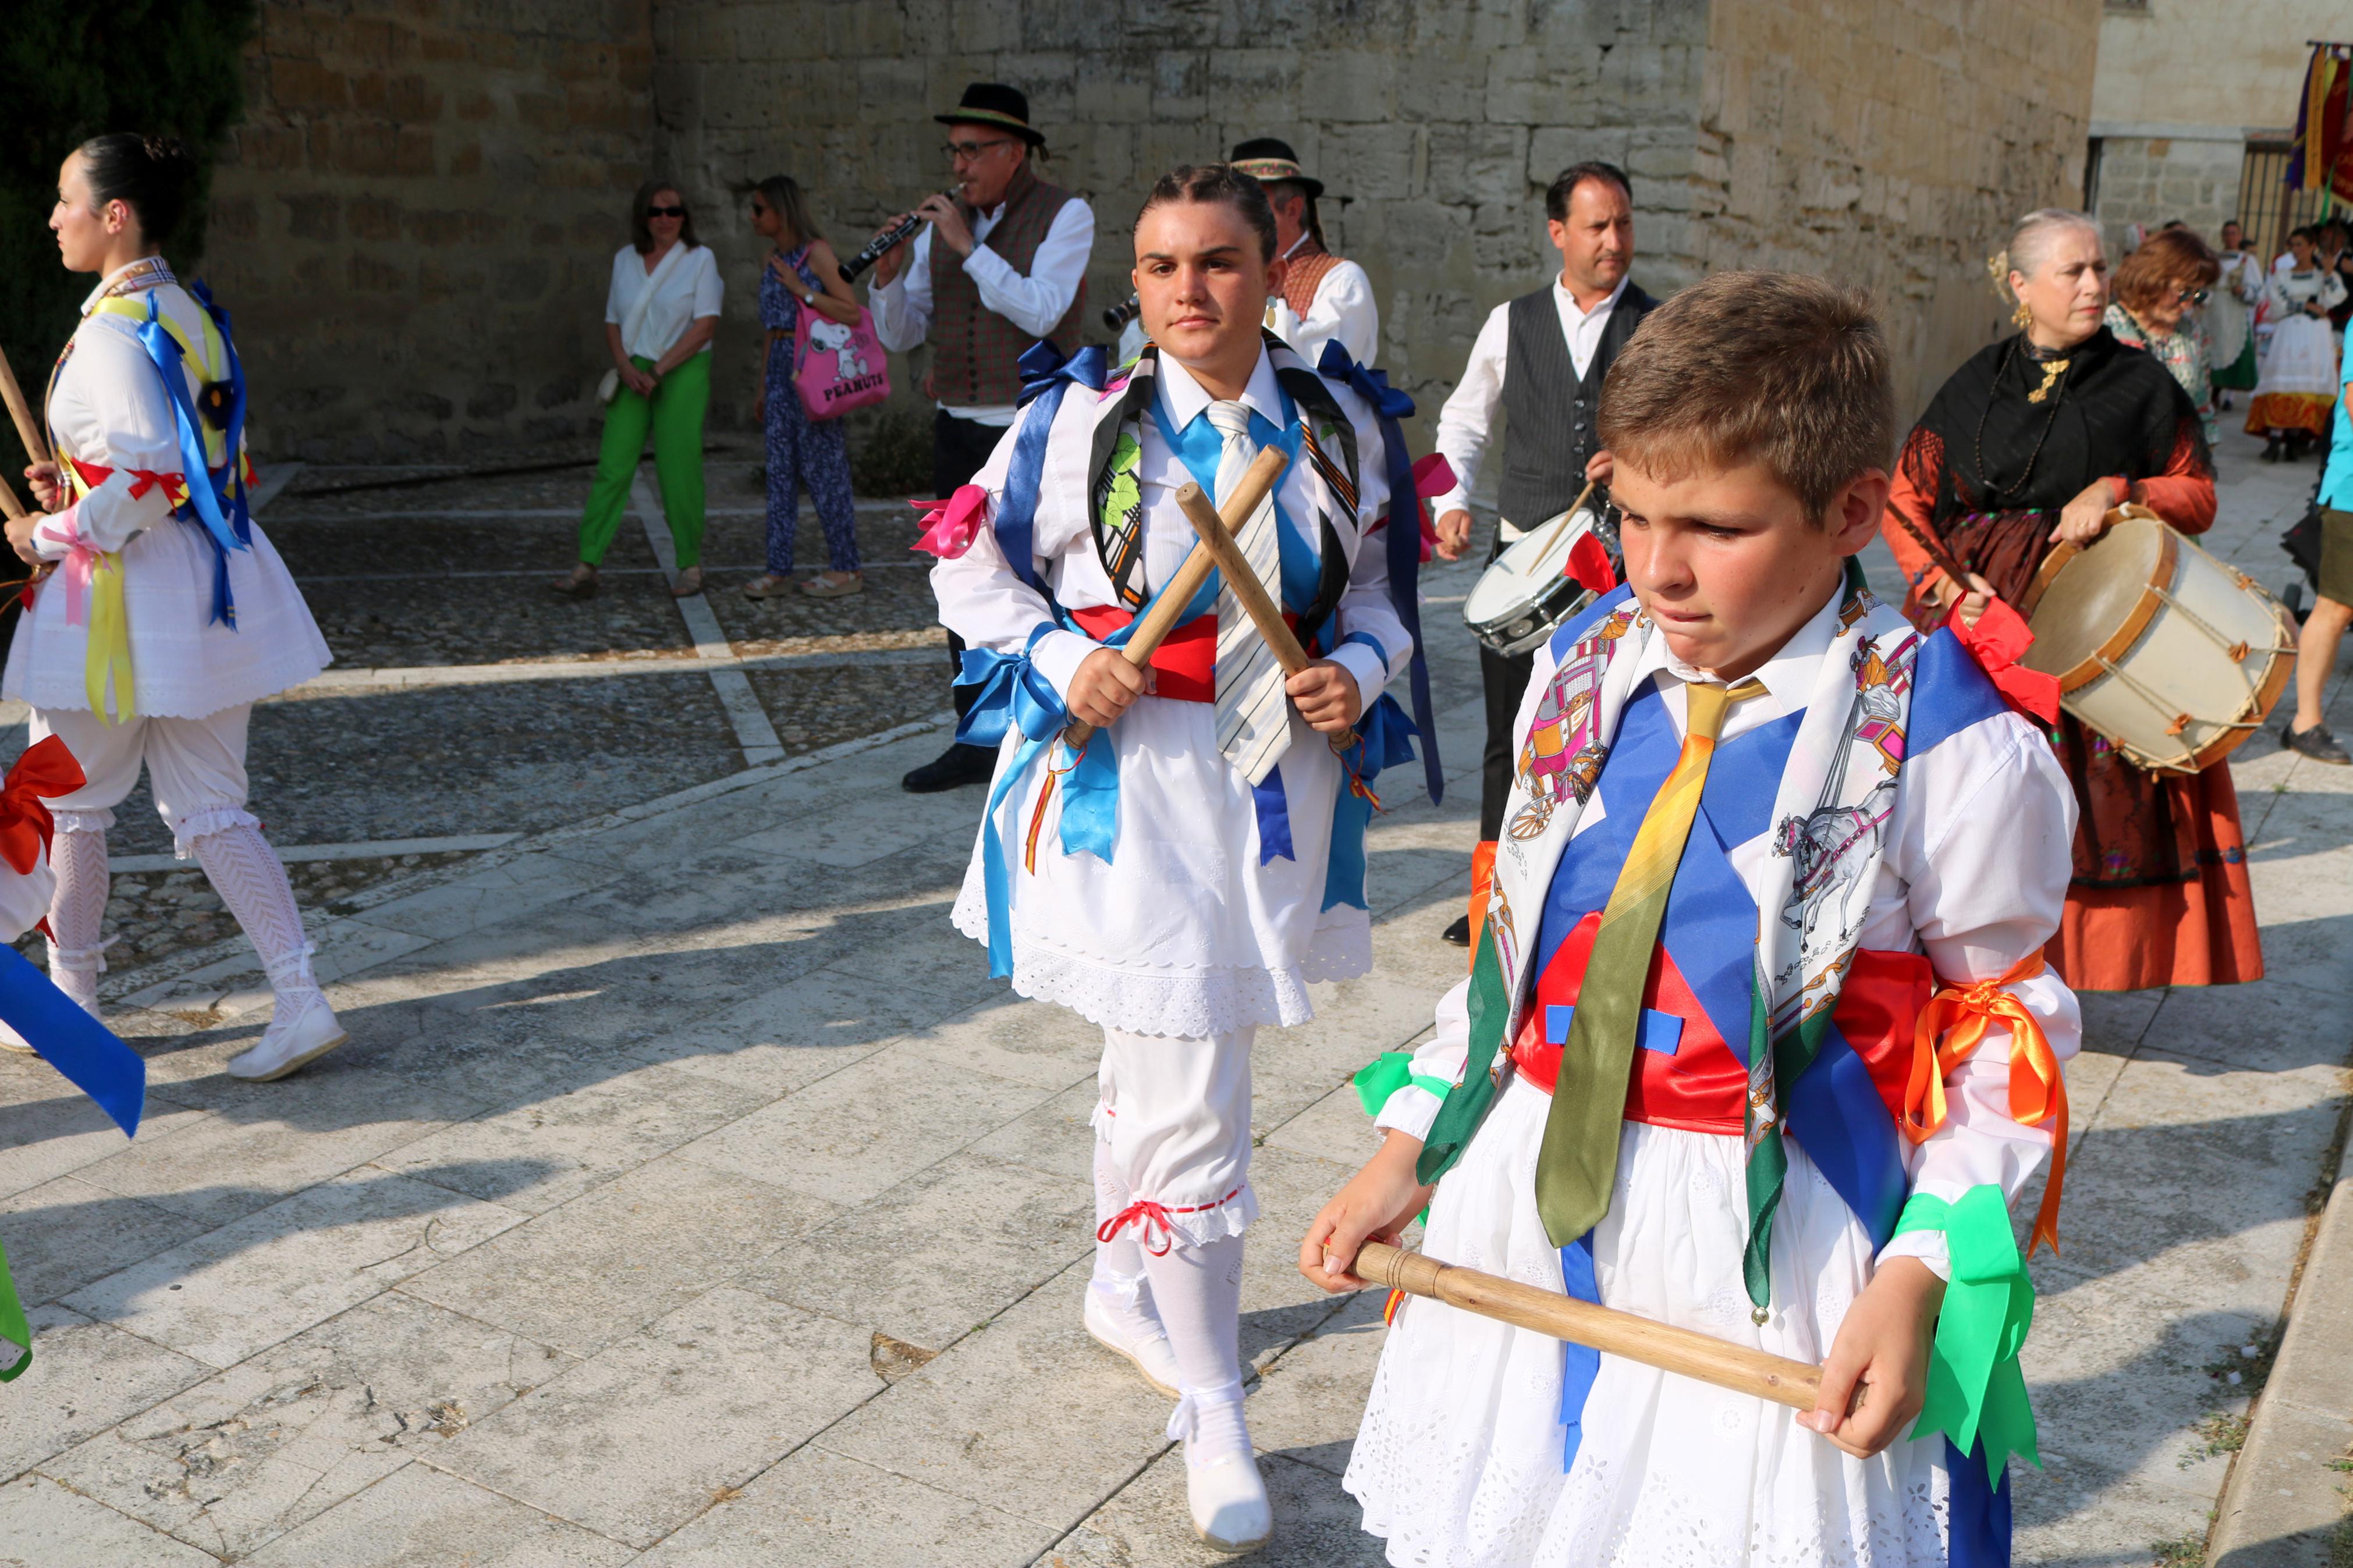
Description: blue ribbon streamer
995,342,1110,592
1320,692,1418,911
0,945,144,1137
1315,341,1443,806
130,291,251,629
1557,1233,1602,1471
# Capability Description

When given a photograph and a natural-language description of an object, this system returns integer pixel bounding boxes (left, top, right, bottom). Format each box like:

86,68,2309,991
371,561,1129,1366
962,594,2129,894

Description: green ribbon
1351,1052,1454,1120
0,1235,30,1382
1415,919,1512,1186
1893,1185,2039,1486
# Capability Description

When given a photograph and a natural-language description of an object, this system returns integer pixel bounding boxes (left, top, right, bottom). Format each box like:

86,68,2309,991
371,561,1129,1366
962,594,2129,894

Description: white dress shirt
868,194,1097,426
602,244,723,360
1429,275,1631,520
1372,589,2082,1278
1265,253,1380,369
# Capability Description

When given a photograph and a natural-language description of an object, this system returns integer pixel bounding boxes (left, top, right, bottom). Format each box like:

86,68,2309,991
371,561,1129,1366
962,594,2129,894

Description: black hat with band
1230,137,1323,200
937,83,1046,148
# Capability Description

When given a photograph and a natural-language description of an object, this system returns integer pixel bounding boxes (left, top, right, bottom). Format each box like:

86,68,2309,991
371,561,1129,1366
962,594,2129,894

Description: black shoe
2260,436,2284,463
1442,913,1471,947
902,742,998,792
2283,720,2352,765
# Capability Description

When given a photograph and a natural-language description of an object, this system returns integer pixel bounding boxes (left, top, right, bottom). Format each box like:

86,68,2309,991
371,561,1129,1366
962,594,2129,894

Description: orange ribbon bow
0,736,86,876
1898,951,2067,1256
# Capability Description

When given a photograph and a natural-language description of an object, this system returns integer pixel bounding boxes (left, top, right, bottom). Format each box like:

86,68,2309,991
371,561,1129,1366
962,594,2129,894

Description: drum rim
2025,520,2176,696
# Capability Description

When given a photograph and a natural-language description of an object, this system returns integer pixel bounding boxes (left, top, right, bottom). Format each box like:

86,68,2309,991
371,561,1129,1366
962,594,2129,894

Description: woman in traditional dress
1881,208,2259,994
2210,221,2263,408
2248,227,2348,461
6,134,341,1080
2106,226,2221,445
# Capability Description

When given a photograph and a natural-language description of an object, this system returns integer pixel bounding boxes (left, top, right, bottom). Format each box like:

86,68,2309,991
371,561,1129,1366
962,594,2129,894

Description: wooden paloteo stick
1061,446,1290,752
1175,479,1314,676
1354,1239,1824,1412
0,477,24,522
0,345,49,470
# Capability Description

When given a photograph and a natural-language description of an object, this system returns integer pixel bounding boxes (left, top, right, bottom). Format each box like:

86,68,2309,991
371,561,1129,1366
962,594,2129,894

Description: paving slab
0,1473,222,1567
236,1459,637,1567
0,1303,210,1482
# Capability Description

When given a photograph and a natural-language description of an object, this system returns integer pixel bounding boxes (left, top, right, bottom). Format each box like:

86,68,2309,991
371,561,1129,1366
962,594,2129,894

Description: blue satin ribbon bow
1314,340,1442,806
995,342,1110,592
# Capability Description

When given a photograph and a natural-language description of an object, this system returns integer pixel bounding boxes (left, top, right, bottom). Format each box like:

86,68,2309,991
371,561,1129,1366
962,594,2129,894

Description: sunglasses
2177,287,2210,306
646,205,686,219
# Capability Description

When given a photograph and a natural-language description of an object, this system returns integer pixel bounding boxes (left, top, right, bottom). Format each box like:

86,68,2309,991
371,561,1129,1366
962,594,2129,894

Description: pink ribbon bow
47,506,104,628
909,484,989,560
1410,454,1457,563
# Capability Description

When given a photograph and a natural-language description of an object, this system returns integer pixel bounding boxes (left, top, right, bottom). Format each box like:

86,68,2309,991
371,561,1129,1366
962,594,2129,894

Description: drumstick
0,346,48,468
1532,479,1599,559
0,477,24,522
1354,1239,1823,1412
1062,447,1290,752
1888,509,1972,592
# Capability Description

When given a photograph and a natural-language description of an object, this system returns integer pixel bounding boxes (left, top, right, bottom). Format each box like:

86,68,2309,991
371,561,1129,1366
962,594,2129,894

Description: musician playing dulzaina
1880,208,2255,994
925,164,1422,1554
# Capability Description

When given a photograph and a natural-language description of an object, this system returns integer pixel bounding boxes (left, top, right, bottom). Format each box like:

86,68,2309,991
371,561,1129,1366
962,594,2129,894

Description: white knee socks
46,826,112,1012
190,822,317,1008
1141,1233,1251,1463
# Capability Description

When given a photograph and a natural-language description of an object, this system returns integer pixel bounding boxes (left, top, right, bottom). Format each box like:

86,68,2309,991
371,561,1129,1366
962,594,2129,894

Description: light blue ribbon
996,341,1109,592
1319,692,1419,911
130,289,251,630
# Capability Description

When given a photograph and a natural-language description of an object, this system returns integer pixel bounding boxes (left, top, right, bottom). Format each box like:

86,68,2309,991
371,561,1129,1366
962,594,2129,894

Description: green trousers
577,351,709,568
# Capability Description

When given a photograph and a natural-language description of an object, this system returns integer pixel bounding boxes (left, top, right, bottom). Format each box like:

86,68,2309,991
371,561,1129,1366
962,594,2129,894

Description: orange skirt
2049,749,2264,992
2245,392,2333,438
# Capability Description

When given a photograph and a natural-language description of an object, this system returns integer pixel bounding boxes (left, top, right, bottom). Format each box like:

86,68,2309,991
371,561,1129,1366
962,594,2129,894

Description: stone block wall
2089,131,2247,255
207,0,657,460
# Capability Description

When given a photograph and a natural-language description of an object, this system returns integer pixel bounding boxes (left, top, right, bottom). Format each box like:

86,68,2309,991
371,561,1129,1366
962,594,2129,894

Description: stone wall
2089,131,2248,253
207,0,656,460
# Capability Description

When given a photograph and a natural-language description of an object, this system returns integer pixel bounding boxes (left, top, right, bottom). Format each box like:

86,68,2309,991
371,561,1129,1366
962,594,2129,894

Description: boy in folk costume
1304,273,2081,1566
927,165,1427,1553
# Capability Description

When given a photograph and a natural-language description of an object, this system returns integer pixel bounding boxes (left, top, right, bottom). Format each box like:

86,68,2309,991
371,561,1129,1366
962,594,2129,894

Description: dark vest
929,162,1087,407
1495,281,1655,529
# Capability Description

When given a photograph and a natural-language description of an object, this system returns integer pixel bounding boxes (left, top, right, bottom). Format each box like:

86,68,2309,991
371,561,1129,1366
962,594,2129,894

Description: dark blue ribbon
129,289,251,630
993,342,1109,592
1319,692,1419,911
1315,341,1442,806
0,945,144,1137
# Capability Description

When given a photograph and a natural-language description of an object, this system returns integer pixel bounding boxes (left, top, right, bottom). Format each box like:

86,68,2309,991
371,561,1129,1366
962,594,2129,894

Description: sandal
741,573,794,599
669,566,705,598
800,570,865,599
551,563,599,600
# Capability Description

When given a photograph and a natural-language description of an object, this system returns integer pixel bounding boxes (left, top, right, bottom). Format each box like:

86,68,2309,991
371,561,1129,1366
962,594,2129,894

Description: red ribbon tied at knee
0,737,86,875
910,484,988,560
1946,596,2061,727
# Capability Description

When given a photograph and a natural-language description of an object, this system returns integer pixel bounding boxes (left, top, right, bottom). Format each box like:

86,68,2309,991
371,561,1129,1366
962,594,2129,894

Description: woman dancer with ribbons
927,163,1424,1554
1880,208,2256,993
5,134,338,1082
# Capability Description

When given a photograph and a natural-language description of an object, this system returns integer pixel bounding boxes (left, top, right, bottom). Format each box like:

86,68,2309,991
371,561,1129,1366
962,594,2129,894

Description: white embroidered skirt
1344,1076,1951,1567
951,693,1371,1039
5,517,329,720
2253,313,2341,400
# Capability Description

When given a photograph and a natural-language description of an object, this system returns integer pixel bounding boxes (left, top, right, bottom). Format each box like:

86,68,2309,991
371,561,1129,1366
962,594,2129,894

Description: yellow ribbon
57,460,137,725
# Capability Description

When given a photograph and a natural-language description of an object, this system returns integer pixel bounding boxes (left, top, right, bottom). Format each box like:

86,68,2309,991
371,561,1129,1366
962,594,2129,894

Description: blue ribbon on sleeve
1320,692,1419,911
993,342,1109,592
957,624,1073,979
1315,340,1443,807
130,290,251,630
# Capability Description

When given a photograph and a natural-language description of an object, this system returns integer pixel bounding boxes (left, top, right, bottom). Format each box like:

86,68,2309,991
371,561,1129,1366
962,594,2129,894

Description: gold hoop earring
2011,299,2032,330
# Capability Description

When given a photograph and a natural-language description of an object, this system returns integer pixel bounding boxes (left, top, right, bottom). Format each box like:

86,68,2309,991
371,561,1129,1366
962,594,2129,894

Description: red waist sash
1067,604,1302,705
1510,911,1932,1135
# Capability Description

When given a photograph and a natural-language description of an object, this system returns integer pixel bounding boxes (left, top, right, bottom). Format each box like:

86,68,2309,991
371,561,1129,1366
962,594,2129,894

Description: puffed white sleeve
1875,712,2082,1280
602,250,628,326
1296,261,1380,369
868,229,935,354
1324,402,1412,707
1428,303,1509,518
2322,269,2350,311
33,325,183,558
690,247,723,319
927,404,1096,700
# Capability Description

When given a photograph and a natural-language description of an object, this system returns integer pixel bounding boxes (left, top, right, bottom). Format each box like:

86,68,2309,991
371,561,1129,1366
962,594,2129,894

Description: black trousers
935,410,1009,727
1477,528,1536,842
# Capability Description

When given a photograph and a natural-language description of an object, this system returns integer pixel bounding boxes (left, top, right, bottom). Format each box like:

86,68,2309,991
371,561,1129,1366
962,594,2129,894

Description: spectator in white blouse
554,180,723,600
863,82,1096,792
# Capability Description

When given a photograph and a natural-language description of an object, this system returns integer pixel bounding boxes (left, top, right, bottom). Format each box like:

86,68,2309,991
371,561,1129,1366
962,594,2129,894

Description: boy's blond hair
1597,270,1893,522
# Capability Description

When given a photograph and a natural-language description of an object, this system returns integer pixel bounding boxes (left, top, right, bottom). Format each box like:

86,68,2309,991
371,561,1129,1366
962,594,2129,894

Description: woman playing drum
1880,208,2260,993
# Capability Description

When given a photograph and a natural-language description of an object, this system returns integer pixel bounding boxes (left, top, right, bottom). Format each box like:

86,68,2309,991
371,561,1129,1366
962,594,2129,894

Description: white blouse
602,243,723,360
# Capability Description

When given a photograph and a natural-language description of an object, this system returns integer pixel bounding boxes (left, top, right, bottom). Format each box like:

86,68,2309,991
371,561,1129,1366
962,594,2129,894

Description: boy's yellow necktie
1534,676,1767,1247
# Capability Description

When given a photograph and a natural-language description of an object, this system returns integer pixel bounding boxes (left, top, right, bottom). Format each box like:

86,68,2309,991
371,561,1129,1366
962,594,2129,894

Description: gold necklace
2026,357,2070,404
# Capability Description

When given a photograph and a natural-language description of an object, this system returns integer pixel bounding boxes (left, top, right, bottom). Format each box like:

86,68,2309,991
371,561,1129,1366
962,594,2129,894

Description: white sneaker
1184,1449,1271,1554
1084,1281,1183,1399
226,989,349,1082
0,1023,36,1054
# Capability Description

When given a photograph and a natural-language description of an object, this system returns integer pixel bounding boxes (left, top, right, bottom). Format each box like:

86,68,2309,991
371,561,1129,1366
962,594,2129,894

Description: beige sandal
741,574,793,599
800,571,864,599
669,566,705,598
551,563,599,600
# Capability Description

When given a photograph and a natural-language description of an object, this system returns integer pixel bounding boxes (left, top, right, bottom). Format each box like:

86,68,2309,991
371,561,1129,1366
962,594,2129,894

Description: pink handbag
792,295,890,421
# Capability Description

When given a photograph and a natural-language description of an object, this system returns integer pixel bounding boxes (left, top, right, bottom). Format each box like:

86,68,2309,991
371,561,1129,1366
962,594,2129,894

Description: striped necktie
1534,675,1768,1247
1204,400,1293,785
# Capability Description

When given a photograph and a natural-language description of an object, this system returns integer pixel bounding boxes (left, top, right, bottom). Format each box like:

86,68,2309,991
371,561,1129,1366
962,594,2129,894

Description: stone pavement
0,428,2345,1566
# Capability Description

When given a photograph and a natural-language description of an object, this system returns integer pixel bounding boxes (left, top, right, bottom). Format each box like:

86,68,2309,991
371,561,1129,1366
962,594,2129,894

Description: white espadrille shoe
1084,1279,1184,1399
226,989,348,1082
1170,1382,1270,1555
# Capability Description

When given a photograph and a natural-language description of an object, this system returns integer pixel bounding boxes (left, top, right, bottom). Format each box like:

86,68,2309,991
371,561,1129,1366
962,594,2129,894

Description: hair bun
140,134,196,174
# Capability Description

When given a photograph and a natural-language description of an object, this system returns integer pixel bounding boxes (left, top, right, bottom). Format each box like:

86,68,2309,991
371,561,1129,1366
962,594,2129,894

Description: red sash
1067,605,1303,705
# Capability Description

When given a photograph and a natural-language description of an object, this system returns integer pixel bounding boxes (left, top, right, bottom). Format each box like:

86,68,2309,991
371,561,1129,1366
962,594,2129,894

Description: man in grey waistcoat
1428,161,1656,945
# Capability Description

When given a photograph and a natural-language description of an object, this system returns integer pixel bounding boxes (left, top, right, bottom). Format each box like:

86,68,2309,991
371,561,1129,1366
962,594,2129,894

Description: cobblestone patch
307,578,693,669
744,663,953,755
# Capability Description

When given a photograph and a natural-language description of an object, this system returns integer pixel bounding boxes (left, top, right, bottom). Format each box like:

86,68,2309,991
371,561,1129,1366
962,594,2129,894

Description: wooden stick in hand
1174,481,1312,675
1062,446,1290,751
0,346,49,470
1353,1239,1823,1412
0,477,24,522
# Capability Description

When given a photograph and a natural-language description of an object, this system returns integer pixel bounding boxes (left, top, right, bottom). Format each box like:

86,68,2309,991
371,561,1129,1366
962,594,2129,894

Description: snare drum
2020,507,2297,774
1463,506,1613,658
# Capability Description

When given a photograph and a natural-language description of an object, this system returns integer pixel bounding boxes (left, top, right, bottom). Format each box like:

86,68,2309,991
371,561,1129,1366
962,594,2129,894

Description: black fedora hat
1230,137,1322,200
936,83,1046,147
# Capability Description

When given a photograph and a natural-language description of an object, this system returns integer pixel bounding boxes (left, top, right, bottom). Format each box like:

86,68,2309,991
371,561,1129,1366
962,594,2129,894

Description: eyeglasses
2177,287,2210,306
941,138,1017,163
645,205,686,219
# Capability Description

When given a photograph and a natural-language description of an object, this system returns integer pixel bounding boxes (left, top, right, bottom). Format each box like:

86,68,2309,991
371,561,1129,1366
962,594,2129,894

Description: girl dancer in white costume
8,134,338,1082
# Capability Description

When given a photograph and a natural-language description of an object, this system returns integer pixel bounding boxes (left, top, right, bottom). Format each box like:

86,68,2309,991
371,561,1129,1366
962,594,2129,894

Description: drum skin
2021,511,2297,774
1463,508,1601,658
